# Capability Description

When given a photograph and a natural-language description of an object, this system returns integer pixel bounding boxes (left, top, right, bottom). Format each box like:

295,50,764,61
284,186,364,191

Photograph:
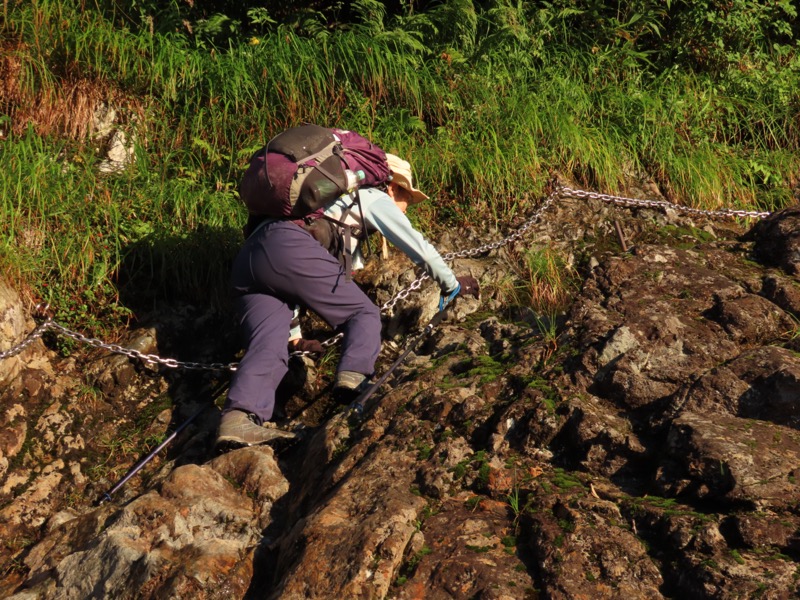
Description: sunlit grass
1,0,798,332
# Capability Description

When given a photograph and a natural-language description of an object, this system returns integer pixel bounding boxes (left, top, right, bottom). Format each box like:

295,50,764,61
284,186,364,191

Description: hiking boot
332,370,369,405
216,410,297,453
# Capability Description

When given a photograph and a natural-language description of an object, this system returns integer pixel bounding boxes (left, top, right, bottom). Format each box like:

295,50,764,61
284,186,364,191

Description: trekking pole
93,382,226,506
94,403,209,506
348,307,449,422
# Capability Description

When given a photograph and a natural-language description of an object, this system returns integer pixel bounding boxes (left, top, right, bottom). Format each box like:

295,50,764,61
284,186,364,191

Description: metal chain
380,187,561,313
558,185,772,220
45,322,239,371
2,185,773,369
0,318,53,361
380,184,770,313
0,315,238,371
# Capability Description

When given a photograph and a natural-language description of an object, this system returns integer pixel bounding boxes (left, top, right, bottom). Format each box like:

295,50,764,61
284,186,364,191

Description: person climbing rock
216,140,479,452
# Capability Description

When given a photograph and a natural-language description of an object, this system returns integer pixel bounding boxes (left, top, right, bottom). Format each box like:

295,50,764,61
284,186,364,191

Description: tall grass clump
513,246,578,315
0,129,243,333
0,133,129,329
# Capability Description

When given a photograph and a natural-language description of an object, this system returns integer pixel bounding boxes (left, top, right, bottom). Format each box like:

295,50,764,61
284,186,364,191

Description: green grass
2,0,799,330
551,468,586,491
491,245,579,316
463,354,506,385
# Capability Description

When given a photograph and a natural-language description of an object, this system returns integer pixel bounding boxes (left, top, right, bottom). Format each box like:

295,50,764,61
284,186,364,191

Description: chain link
2,185,773,369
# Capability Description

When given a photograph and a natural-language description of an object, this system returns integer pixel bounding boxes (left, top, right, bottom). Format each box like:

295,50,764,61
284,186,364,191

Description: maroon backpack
240,124,390,230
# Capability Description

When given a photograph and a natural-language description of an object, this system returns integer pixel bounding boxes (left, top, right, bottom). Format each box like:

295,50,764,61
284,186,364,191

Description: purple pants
224,221,381,423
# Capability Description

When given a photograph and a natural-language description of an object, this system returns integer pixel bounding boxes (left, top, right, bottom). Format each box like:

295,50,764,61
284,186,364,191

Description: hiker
216,147,479,451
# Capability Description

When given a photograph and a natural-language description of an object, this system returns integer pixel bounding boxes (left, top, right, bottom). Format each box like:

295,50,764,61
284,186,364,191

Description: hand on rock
456,275,480,299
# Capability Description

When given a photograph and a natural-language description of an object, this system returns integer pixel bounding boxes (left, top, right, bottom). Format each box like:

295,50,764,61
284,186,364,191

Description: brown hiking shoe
216,410,297,452
332,370,369,405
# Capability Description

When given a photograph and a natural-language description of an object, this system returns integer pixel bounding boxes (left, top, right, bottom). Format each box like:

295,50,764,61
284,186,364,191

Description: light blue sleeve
359,189,459,293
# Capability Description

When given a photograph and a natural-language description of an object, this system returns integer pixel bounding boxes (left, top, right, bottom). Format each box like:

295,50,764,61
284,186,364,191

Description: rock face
1,194,799,599
0,280,39,386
